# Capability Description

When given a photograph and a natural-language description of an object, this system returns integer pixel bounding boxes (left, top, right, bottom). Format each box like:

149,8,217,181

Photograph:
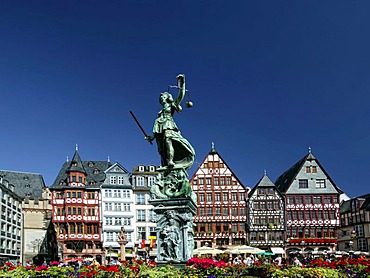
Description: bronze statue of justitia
145,74,195,170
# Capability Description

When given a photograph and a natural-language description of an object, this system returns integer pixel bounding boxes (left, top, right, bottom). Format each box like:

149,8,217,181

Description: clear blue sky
0,1,369,198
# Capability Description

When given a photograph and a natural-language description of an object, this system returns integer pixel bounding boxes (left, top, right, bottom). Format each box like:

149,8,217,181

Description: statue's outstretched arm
174,74,185,108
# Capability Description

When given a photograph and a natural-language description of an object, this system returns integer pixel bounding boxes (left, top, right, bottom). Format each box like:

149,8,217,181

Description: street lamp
349,241,353,251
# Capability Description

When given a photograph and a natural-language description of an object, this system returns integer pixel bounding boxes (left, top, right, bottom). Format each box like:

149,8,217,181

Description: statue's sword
129,110,153,145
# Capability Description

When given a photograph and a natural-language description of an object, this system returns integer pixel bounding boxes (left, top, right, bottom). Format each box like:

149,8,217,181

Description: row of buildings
0,145,369,264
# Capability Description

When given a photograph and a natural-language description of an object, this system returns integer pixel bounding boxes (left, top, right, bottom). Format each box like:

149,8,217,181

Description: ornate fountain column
133,74,197,267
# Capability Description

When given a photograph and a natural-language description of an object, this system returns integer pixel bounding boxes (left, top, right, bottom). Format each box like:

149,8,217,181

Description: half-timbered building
247,173,285,255
339,194,370,252
51,148,111,264
275,150,342,254
190,145,249,248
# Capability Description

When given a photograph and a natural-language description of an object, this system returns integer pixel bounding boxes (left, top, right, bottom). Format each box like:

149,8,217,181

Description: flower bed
0,257,369,278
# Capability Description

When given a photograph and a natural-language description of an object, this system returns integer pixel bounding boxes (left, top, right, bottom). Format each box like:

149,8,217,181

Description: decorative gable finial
76,144,78,151
308,146,311,153
212,142,215,149
264,169,267,176
66,156,69,162
107,156,110,162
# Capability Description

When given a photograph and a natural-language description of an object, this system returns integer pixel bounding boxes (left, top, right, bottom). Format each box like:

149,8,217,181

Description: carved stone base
149,197,197,264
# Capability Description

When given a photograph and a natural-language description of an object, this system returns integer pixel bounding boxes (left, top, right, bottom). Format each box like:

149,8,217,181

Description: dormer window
93,169,99,174
72,162,77,167
26,184,30,188
149,166,155,172
138,166,144,172
88,161,95,167
23,176,29,181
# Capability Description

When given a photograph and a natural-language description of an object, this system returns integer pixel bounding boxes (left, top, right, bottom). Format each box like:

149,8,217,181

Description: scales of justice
130,74,197,265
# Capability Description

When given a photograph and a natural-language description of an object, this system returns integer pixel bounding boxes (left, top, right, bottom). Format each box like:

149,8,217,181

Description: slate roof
248,174,283,198
67,150,86,174
275,152,343,194
0,170,45,200
51,151,112,189
341,193,370,213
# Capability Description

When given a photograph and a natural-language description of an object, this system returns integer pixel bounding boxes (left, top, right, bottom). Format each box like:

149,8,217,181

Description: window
298,179,308,188
137,177,144,187
114,203,121,211
136,194,145,205
138,166,144,172
199,208,205,215
207,208,212,216
137,210,146,222
232,193,237,201
123,203,131,212
305,196,312,204
223,208,228,215
314,196,322,204
312,166,317,173
316,179,326,188
226,177,231,185
148,177,155,186
223,193,228,201
324,196,331,204
118,176,125,185
214,177,219,185
206,178,211,185
110,176,117,184
296,196,303,204
105,190,112,198
358,238,368,251
207,193,212,202
137,227,146,239
123,217,131,225
306,166,311,173
122,190,131,198
106,217,113,225
113,190,121,198
199,194,204,202
215,193,220,201
215,208,221,216
149,166,155,172
198,178,204,185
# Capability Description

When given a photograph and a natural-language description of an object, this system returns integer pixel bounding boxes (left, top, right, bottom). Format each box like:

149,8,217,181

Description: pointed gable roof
67,150,86,174
190,144,247,190
248,173,282,198
51,151,112,189
275,151,343,194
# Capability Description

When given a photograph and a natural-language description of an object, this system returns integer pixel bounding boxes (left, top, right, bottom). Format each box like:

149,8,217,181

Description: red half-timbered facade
275,151,342,254
190,145,249,248
51,149,112,263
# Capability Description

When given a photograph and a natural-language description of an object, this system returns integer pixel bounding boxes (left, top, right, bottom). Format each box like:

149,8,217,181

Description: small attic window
149,166,155,172
59,180,65,185
138,166,144,172
88,161,95,167
26,193,31,197
23,176,29,181
26,184,30,188
93,169,100,174
72,161,77,167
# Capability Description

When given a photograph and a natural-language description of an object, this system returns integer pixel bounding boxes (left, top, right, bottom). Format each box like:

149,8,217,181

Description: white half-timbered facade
190,145,249,248
275,151,342,254
247,174,285,253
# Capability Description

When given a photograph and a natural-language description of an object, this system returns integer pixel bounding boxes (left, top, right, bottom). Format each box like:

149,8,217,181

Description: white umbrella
193,246,224,255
